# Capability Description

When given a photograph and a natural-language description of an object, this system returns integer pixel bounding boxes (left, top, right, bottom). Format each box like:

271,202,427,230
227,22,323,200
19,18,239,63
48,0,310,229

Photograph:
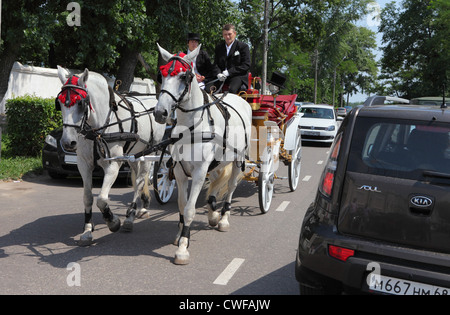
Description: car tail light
328,245,354,261
319,133,342,198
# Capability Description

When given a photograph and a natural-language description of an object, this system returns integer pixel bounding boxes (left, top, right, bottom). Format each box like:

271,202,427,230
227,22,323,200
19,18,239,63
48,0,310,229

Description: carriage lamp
268,84,280,95
45,134,57,148
267,72,286,94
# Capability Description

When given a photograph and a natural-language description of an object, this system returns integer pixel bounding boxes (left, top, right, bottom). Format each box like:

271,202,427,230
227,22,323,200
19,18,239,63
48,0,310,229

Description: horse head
56,66,90,152
154,43,200,124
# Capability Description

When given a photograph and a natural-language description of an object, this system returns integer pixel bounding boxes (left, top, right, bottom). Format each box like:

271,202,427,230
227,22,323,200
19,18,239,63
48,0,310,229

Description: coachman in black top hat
186,32,216,89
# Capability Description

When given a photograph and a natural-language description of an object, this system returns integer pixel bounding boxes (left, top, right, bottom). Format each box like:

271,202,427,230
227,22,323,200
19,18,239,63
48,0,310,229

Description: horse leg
79,169,95,245
75,141,96,246
173,168,188,246
123,161,152,232
218,164,242,232
206,170,221,227
135,161,152,218
96,161,121,233
174,165,207,265
206,164,233,229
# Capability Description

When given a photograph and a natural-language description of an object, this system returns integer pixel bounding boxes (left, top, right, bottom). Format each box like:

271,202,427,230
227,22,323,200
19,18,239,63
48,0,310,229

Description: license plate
303,131,320,136
64,155,77,164
369,274,450,295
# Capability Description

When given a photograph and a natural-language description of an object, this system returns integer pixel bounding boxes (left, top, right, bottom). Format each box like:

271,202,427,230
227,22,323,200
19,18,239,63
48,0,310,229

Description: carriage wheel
152,158,176,205
258,147,274,214
288,127,302,192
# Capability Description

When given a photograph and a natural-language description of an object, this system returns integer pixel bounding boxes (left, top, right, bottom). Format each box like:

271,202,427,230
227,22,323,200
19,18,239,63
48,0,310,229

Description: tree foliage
0,0,383,104
379,0,449,98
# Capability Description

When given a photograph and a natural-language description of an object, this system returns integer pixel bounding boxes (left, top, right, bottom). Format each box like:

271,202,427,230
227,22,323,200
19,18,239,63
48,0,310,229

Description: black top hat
187,33,201,42
267,71,287,89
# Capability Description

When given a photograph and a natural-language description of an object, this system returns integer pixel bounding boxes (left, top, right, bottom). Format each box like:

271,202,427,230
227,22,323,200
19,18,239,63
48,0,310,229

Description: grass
0,133,44,181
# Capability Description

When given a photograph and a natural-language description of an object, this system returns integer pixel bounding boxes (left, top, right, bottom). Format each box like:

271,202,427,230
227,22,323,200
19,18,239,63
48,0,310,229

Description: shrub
5,95,62,157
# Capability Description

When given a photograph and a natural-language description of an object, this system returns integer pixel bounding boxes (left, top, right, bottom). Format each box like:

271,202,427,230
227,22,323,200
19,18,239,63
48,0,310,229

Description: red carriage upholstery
252,94,298,126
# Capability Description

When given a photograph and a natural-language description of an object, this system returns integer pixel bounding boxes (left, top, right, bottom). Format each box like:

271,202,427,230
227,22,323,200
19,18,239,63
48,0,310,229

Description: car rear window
347,117,450,181
300,107,334,119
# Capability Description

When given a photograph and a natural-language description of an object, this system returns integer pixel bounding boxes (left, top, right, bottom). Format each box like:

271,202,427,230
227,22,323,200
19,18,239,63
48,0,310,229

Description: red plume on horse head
160,52,193,77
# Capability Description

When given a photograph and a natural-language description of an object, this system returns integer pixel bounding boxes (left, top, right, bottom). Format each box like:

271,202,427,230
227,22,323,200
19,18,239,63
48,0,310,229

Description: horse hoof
79,232,93,246
136,209,150,219
174,254,190,265
208,211,220,227
122,218,134,232
218,222,230,232
107,215,121,233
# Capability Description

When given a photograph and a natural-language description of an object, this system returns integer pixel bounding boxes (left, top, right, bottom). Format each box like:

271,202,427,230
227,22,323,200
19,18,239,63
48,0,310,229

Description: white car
299,104,342,144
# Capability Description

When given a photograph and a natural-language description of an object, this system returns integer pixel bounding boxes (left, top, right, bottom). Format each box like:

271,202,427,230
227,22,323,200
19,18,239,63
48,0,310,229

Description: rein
56,78,157,158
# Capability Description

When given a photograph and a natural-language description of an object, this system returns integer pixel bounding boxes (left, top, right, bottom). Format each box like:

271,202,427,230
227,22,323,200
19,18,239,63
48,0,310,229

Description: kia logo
410,196,433,208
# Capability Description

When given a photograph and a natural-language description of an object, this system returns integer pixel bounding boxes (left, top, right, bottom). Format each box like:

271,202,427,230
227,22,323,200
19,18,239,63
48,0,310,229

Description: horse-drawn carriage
150,72,302,214
55,44,302,264
239,74,302,213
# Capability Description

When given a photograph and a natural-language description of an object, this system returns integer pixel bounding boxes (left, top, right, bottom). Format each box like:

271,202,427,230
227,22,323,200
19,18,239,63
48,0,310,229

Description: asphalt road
0,143,330,296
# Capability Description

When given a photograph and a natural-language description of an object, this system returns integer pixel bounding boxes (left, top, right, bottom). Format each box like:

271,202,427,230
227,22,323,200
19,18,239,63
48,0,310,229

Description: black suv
295,104,450,295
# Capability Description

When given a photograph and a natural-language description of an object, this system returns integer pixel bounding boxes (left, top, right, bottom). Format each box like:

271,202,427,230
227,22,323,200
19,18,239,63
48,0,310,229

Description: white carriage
239,74,302,213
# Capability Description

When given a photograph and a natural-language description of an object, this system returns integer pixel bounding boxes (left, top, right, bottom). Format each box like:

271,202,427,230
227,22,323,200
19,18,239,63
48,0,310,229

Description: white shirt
225,40,235,56
223,41,235,77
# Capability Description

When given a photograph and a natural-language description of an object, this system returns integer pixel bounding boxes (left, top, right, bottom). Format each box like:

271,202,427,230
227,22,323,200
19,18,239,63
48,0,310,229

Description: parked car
295,104,450,295
42,127,131,179
410,96,450,107
344,105,353,114
336,107,347,116
363,95,409,106
299,104,342,144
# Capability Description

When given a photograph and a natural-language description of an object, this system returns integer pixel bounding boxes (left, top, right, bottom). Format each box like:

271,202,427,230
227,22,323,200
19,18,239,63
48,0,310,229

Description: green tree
379,0,449,98
0,0,48,105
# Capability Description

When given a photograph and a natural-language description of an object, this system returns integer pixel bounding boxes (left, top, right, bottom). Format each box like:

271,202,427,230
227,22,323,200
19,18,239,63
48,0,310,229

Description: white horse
154,44,252,264
56,66,165,245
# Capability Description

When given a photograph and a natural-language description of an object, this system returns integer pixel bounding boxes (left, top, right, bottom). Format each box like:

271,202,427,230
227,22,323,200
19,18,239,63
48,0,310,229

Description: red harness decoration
160,53,191,77
58,76,89,108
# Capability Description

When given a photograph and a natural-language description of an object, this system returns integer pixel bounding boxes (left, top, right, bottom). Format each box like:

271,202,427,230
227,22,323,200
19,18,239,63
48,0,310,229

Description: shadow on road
231,262,299,295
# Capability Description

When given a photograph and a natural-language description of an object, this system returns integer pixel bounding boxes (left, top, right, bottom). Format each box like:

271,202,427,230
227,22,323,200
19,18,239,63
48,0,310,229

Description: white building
0,62,156,114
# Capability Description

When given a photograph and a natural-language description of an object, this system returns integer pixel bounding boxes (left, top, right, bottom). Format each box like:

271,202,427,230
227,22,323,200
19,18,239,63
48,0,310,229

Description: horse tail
143,171,150,199
131,167,151,201
132,167,151,194
131,169,136,189
206,163,240,200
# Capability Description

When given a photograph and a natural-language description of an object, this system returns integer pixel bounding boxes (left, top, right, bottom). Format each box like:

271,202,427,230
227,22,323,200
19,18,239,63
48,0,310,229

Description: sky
349,0,398,103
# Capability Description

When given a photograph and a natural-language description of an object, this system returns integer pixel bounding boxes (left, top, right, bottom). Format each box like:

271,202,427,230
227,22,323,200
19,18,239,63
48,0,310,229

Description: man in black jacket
186,33,216,90
206,24,251,94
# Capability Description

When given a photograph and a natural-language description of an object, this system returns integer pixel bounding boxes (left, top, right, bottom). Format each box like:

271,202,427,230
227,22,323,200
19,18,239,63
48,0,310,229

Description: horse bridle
55,75,91,130
159,55,195,112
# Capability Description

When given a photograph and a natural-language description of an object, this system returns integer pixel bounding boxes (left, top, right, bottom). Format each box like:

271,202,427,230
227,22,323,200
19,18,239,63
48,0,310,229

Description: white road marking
213,258,245,286
317,160,324,165
302,175,311,182
276,201,290,212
